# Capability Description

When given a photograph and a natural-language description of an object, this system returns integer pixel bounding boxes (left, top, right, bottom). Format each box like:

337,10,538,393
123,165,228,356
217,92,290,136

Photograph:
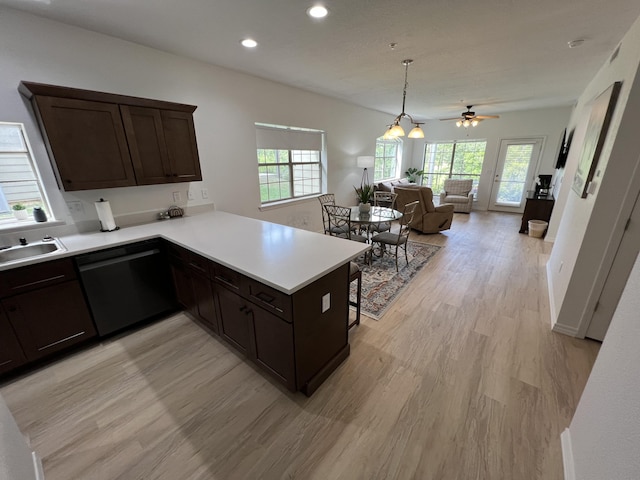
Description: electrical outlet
173,191,181,203
201,188,209,199
188,190,195,201
66,201,84,215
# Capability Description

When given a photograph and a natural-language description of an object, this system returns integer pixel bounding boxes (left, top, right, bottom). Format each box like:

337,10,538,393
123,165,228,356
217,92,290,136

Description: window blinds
255,125,323,151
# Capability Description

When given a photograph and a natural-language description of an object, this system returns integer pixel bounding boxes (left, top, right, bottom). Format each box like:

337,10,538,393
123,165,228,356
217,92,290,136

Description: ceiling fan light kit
383,59,424,140
443,105,499,128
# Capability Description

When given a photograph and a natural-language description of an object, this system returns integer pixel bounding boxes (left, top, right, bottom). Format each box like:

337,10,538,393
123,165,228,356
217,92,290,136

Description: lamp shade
408,125,425,139
356,156,375,168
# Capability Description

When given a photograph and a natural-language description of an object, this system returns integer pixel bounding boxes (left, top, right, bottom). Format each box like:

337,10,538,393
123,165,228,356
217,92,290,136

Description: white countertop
0,211,368,294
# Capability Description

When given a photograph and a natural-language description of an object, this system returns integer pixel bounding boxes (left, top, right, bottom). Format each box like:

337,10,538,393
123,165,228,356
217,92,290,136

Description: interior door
585,190,640,341
489,138,543,212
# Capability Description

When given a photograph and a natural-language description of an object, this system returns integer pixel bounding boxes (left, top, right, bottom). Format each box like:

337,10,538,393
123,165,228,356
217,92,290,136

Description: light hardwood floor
0,212,600,480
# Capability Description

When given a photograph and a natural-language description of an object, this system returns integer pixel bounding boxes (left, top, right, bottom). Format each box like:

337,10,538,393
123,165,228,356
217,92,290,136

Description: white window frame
256,123,326,207
374,137,403,182
0,122,54,229
422,139,487,198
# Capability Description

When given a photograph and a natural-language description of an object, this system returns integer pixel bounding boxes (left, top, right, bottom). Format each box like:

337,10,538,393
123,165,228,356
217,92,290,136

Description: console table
519,192,554,234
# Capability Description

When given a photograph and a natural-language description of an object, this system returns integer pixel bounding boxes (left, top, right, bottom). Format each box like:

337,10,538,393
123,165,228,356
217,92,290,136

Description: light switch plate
187,190,195,201
173,191,181,202
201,188,209,199
322,293,330,313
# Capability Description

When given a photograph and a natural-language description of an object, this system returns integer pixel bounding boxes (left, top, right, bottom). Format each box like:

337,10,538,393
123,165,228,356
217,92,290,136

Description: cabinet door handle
239,305,247,313
7,305,17,313
255,292,275,304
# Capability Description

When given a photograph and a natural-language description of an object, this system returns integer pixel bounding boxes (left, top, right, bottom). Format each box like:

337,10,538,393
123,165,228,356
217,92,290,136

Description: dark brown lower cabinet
166,240,350,395
251,305,295,390
0,258,96,375
190,272,217,334
0,308,27,375
2,281,97,362
216,284,253,355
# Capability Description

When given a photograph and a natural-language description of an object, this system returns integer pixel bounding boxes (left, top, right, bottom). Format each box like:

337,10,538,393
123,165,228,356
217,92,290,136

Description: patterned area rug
351,241,441,320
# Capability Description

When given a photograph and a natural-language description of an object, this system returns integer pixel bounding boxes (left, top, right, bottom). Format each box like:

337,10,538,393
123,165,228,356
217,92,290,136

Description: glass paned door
489,138,543,212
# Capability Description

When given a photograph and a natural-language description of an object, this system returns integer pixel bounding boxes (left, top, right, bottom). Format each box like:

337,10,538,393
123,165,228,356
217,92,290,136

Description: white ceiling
2,0,640,120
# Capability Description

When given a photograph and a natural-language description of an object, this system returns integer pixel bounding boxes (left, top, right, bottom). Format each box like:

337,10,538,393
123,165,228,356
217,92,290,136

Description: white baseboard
561,428,576,480
552,322,580,337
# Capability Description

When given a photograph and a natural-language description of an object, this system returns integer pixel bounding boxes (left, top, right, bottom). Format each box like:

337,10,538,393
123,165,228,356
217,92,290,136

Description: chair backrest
318,194,336,233
399,201,419,240
374,191,397,209
395,186,436,214
444,178,473,195
324,204,352,238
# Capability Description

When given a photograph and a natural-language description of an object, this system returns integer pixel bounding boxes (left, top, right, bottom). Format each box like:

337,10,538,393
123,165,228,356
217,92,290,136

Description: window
374,137,402,182
256,124,325,204
422,140,487,196
0,122,51,223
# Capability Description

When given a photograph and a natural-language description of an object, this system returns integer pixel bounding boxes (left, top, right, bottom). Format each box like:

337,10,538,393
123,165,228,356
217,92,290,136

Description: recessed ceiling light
307,5,329,18
241,38,258,48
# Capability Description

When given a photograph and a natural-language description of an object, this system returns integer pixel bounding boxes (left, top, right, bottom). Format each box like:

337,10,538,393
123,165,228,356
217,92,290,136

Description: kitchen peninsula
1,211,368,395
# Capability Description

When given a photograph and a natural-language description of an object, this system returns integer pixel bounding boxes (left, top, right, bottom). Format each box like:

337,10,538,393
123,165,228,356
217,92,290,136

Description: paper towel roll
95,199,117,232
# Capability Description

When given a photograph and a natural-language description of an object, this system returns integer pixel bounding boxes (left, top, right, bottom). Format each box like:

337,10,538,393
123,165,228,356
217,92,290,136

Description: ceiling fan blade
440,117,462,121
475,115,500,119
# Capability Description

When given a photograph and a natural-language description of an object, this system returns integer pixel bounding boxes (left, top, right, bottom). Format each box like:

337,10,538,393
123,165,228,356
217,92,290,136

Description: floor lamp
357,156,375,187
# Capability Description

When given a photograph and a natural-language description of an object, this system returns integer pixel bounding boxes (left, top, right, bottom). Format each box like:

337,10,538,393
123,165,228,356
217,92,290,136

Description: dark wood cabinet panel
161,110,202,182
3,281,96,361
169,258,195,310
121,105,172,185
0,307,27,375
252,306,295,389
519,195,555,234
33,96,137,191
21,81,202,191
215,285,252,355
0,258,76,297
191,273,218,334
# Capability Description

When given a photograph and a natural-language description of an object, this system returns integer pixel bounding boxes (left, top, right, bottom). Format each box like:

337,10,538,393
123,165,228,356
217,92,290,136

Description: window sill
0,219,65,234
259,195,322,212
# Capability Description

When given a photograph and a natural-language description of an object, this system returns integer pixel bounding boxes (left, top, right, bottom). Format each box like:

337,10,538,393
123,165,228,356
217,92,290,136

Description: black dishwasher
76,239,178,336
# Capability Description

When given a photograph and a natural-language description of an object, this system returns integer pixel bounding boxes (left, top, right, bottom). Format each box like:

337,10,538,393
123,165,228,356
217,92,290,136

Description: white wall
409,106,571,210
547,14,640,336
0,7,416,235
563,252,640,480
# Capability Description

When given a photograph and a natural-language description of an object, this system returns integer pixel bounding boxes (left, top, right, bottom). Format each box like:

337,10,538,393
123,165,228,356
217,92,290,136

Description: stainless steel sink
0,238,66,264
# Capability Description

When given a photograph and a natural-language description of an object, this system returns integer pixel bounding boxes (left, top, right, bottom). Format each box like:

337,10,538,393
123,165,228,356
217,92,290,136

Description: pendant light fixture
383,59,424,139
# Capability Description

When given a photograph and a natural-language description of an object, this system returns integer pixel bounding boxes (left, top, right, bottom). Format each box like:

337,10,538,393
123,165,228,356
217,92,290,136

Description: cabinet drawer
187,252,211,278
165,242,192,262
0,258,77,297
212,263,244,292
247,279,292,321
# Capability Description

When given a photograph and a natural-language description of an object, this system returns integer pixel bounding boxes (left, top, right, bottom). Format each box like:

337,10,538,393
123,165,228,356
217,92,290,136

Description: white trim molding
561,428,576,480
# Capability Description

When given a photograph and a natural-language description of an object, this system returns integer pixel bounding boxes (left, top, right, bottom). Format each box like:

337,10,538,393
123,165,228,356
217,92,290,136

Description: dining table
349,205,403,240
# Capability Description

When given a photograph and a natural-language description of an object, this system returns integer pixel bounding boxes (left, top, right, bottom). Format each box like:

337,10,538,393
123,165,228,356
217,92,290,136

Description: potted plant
405,167,424,184
354,184,374,213
12,203,28,221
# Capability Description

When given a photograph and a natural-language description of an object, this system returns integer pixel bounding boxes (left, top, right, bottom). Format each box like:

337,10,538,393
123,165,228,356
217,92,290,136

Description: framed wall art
572,81,622,198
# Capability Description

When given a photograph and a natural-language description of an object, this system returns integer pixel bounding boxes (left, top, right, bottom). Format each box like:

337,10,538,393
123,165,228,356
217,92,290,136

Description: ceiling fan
440,105,500,128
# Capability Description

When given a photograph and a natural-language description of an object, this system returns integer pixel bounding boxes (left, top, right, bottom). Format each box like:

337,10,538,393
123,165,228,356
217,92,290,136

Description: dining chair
318,193,336,234
371,200,419,272
368,191,398,234
324,204,371,264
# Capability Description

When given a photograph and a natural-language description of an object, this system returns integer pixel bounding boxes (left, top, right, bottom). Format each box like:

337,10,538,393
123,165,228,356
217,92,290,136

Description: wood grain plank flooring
0,212,600,479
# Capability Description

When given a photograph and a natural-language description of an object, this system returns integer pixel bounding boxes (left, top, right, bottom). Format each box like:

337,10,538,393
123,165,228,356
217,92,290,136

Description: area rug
351,241,441,320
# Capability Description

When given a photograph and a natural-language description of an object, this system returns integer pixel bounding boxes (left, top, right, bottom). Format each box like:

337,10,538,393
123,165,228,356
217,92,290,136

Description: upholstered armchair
440,179,474,213
394,186,454,234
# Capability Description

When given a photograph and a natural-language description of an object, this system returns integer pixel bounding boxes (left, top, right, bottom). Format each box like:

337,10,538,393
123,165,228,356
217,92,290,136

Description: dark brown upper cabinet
20,81,202,191
121,106,201,185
